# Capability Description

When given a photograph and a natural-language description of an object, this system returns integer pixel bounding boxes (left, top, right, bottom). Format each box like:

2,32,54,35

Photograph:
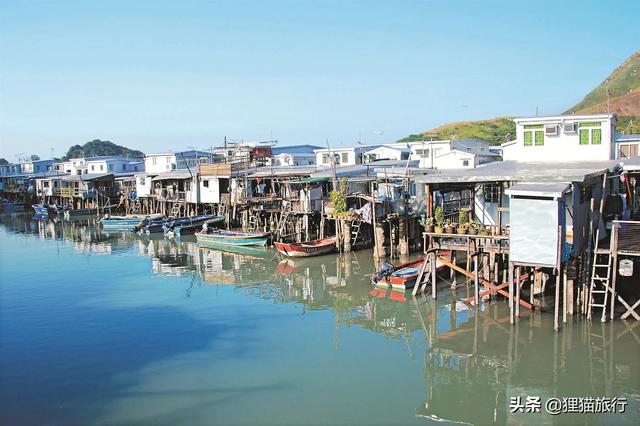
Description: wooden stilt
509,262,514,324
516,266,521,318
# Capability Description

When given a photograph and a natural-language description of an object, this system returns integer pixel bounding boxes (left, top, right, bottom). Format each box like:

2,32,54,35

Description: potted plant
457,210,468,235
444,220,455,235
420,216,435,233
434,206,445,234
457,222,468,235
467,220,478,235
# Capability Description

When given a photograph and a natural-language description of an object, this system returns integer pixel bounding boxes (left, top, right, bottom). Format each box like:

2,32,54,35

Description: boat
163,215,225,237
135,216,171,234
32,203,54,217
195,230,270,247
273,237,337,258
371,253,450,290
2,201,26,213
63,208,98,220
99,214,162,231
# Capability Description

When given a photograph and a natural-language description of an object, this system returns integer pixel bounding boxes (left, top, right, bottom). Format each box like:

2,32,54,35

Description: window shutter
535,131,544,146
591,129,602,145
579,129,589,145
524,131,533,146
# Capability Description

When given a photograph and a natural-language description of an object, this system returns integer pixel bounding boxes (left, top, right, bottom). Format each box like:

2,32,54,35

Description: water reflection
1,214,639,425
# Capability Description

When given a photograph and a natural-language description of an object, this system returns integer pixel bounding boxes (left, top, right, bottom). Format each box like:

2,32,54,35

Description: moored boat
163,215,225,237
32,204,53,217
273,237,337,258
195,229,270,247
99,214,162,231
371,253,449,290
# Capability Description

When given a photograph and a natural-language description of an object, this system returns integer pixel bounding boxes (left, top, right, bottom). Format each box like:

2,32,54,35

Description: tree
0,158,8,165
30,154,40,161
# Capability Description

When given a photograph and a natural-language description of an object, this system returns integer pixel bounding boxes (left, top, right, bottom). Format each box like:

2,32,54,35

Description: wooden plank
437,257,532,310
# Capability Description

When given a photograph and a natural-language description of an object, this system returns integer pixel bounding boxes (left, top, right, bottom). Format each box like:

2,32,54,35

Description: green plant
330,177,349,213
420,215,434,226
458,209,468,226
434,206,444,226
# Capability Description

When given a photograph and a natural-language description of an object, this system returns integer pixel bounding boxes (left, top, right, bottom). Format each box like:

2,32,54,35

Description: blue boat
32,204,51,217
164,215,225,237
195,230,270,247
99,214,163,231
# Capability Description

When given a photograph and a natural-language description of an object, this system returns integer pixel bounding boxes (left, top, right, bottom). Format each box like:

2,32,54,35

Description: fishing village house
615,133,640,160
412,113,640,330
407,138,501,169
269,144,320,166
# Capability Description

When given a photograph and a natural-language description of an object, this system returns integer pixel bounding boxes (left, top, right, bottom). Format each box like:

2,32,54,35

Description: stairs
587,173,612,322
170,199,186,217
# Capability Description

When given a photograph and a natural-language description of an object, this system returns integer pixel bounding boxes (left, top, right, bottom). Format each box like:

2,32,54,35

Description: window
122,164,126,171
619,144,639,158
138,177,146,185
401,152,410,160
166,157,171,164
415,148,430,158
462,159,469,167
100,165,104,171
523,124,543,147
134,166,138,171
341,153,349,164
108,164,113,171
534,131,544,146
322,154,331,164
579,124,602,145
91,165,95,171
203,180,209,188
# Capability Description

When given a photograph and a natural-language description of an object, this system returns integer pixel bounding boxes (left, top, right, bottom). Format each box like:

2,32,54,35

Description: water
0,214,638,425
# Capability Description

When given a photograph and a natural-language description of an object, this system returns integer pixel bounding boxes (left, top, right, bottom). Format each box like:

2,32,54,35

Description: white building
615,134,640,159
272,152,316,167
314,145,383,167
407,138,499,169
502,114,616,162
363,145,411,163
66,156,143,175
144,150,213,174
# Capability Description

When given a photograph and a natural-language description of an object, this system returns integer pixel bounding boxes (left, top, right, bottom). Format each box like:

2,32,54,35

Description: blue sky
0,0,638,160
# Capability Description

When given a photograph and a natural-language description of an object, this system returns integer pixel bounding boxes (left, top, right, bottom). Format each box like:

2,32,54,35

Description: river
0,214,638,425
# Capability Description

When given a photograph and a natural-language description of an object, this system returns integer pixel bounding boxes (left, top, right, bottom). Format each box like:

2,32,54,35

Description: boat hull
372,254,449,290
195,231,270,247
273,237,336,258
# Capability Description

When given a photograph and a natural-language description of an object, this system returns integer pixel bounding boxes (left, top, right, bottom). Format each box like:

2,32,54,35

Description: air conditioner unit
563,122,577,133
545,125,559,136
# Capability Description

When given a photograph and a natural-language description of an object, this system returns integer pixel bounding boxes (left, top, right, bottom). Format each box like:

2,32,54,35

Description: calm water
0,214,638,426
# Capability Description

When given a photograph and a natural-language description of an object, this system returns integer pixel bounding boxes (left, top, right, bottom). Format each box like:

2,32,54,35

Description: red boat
371,253,450,290
273,237,337,258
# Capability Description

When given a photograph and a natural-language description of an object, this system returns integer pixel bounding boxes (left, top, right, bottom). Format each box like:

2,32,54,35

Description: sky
0,0,638,160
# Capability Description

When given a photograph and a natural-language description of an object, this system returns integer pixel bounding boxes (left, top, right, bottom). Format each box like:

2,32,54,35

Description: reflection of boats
99,214,161,231
201,244,269,258
371,255,448,290
195,230,270,247
274,237,336,257
2,201,26,213
64,208,98,220
32,204,56,217
163,215,225,237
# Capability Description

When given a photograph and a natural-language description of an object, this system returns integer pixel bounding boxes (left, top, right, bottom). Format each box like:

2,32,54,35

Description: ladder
587,173,612,322
248,213,260,231
351,219,362,247
276,206,291,239
170,199,186,217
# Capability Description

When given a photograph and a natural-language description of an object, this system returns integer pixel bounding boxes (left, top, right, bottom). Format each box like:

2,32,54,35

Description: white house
407,138,499,169
67,156,143,175
144,150,213,174
363,145,411,163
502,114,616,162
615,134,640,159
314,145,383,167
272,152,316,167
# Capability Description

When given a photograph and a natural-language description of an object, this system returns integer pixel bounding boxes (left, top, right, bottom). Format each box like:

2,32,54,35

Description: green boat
195,230,270,247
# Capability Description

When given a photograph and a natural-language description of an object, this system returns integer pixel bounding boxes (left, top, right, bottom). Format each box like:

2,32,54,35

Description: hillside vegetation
63,140,144,160
398,117,515,145
400,50,640,144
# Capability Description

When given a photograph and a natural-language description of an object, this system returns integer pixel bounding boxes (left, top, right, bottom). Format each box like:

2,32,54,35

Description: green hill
400,50,640,144
398,117,515,145
62,139,144,160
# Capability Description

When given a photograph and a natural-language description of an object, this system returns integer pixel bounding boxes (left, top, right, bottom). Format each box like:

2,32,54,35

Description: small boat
135,216,171,234
63,208,98,220
195,230,270,247
273,237,337,258
371,254,449,290
32,204,53,217
99,214,162,231
163,215,225,237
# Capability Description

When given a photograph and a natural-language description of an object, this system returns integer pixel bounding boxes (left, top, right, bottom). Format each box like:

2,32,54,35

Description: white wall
503,115,615,162
364,146,409,162
145,155,176,174
199,177,221,204
135,175,153,197
314,149,359,166
434,150,476,169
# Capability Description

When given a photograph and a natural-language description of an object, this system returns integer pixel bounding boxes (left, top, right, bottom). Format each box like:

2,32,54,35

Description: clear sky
0,0,638,160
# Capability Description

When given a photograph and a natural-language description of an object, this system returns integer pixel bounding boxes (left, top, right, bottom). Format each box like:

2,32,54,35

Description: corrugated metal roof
414,160,618,184
151,171,193,181
62,173,114,182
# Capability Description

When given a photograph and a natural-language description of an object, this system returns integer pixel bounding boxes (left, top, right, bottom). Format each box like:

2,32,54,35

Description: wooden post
610,223,619,320
399,218,409,256
343,221,352,253
474,255,479,306
554,269,561,331
563,271,568,324
431,251,437,299
374,221,385,259
508,262,514,324
516,266,521,318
